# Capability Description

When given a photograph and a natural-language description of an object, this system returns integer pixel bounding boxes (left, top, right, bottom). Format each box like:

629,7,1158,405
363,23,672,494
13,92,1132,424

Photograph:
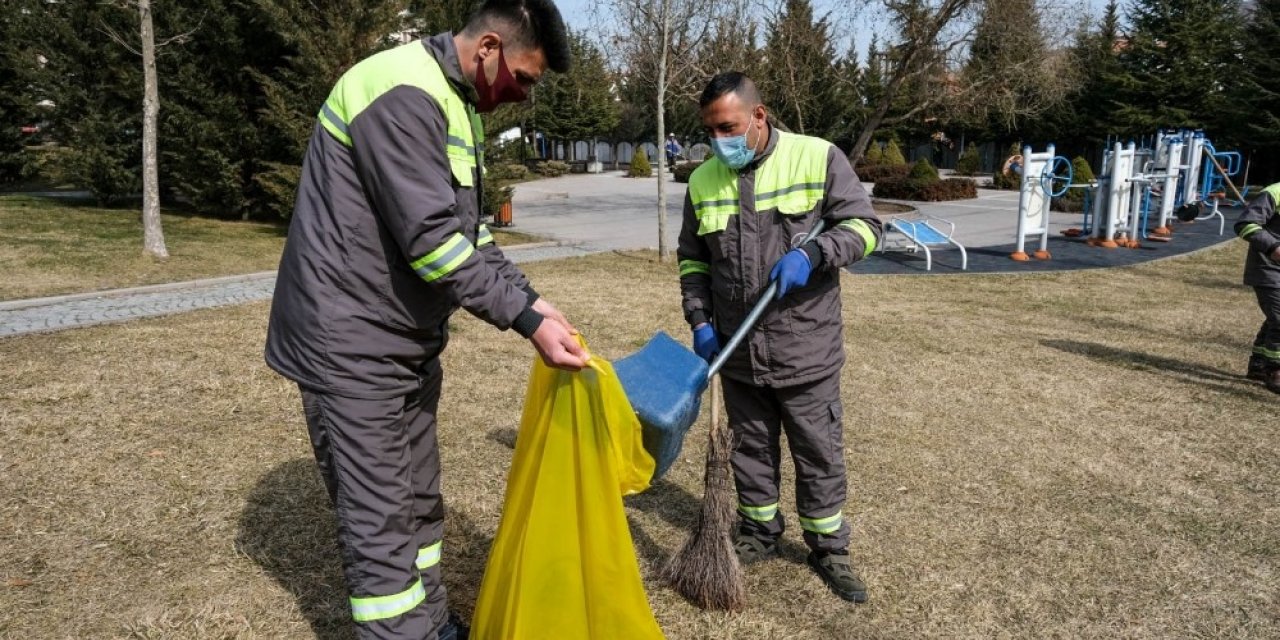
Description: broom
660,375,746,611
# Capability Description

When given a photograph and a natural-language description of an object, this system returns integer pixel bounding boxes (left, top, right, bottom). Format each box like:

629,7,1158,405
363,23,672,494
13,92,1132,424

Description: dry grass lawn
2,243,1277,639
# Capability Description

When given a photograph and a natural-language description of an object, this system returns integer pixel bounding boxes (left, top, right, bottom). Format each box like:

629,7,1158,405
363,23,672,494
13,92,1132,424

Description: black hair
699,71,762,109
463,0,572,73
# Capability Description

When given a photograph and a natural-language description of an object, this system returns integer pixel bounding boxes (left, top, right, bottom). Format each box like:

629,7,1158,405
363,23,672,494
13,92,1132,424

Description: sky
552,0,1114,60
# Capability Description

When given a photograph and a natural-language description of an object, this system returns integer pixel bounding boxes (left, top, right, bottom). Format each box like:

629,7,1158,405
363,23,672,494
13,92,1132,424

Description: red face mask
474,47,527,113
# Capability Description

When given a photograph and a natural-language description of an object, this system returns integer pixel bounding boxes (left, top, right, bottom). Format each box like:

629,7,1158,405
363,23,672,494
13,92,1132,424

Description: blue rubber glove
769,247,812,300
692,323,720,363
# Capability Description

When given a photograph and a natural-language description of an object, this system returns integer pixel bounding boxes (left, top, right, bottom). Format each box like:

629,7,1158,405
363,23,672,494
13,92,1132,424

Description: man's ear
477,33,502,59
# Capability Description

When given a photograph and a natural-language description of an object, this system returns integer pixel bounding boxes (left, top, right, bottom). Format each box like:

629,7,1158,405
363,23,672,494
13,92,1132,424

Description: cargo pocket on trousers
828,400,845,460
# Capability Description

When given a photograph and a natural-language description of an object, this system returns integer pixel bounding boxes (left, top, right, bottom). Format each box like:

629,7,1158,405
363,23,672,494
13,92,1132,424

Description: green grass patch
0,195,286,300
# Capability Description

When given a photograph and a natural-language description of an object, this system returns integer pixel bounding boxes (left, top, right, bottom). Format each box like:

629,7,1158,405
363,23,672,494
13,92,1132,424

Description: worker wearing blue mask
676,71,882,603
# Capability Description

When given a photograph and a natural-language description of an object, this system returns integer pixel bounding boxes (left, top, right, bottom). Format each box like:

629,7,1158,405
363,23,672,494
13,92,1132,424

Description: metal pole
708,220,827,378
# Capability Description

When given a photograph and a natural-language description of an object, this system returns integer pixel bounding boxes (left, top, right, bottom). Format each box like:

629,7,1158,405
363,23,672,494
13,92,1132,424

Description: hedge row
854,164,910,183
874,177,977,201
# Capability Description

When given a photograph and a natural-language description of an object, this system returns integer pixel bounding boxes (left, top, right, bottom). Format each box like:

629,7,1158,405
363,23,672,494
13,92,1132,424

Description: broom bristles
661,403,747,611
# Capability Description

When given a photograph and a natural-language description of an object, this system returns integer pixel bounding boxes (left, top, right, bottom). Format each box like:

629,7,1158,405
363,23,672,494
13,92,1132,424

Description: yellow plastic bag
471,339,664,640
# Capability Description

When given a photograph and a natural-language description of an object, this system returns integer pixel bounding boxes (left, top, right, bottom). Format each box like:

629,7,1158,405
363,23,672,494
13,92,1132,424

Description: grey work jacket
1235,184,1280,288
265,33,540,399
677,127,883,388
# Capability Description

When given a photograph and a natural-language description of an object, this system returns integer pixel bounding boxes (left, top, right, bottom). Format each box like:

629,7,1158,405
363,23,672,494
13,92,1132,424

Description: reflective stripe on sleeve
679,259,710,277
410,233,475,282
319,102,352,146
839,218,878,257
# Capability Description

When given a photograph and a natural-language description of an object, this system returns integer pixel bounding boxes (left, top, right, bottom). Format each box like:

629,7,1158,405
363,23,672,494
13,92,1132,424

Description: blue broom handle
708,219,827,378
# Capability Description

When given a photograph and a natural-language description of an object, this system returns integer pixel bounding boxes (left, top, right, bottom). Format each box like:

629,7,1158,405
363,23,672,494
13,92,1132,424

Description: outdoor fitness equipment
1011,144,1072,261
1087,141,1144,248
1163,137,1240,236
1066,129,1238,246
1148,133,1187,237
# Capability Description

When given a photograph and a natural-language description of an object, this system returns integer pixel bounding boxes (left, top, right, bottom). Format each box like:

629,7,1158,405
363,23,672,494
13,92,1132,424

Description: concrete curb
0,271,278,312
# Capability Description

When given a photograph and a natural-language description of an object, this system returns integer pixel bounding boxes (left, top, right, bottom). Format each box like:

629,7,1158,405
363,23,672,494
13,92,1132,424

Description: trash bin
494,201,513,227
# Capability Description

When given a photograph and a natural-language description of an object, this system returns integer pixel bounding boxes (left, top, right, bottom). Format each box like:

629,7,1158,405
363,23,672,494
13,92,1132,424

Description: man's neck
453,34,476,86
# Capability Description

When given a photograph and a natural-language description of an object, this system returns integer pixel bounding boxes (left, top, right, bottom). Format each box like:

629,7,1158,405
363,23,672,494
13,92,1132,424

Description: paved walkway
0,242,598,339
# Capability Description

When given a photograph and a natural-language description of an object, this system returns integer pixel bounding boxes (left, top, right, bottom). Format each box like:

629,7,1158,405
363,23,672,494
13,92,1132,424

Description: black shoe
438,612,470,640
807,551,868,603
732,534,779,564
1266,369,1280,395
1247,356,1268,381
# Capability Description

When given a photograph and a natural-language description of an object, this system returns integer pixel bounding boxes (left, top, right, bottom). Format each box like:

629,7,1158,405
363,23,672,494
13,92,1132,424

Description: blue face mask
711,117,759,170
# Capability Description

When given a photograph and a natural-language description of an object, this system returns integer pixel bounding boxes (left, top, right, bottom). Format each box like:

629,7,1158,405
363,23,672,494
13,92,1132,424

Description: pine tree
153,0,286,218
410,0,476,37
531,32,621,144
252,0,408,217
0,1,40,183
31,0,142,203
960,0,1067,135
1118,0,1247,138
883,139,906,166
1035,0,1130,154
955,142,981,175
1241,0,1280,178
760,0,845,138
830,42,865,151
629,146,651,177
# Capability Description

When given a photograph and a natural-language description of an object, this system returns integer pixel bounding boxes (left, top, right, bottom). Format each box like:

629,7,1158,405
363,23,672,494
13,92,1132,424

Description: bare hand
529,317,589,371
1270,246,1280,263
532,297,577,335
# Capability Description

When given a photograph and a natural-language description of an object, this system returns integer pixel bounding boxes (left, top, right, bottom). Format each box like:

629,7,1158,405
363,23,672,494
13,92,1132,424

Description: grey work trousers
721,370,850,553
1252,287,1280,367
298,360,447,640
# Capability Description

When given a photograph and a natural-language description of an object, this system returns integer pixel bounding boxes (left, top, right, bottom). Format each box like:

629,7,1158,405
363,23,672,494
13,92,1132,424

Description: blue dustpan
614,332,709,479
616,221,825,480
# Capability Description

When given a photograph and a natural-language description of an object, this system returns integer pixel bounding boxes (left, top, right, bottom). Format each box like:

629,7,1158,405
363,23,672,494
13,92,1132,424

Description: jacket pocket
774,190,822,217
778,210,821,250
785,275,838,334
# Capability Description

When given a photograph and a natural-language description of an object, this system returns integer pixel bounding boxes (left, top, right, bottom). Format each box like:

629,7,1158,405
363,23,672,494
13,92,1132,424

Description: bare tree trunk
846,0,974,165
139,0,167,258
655,0,670,262
850,95,895,164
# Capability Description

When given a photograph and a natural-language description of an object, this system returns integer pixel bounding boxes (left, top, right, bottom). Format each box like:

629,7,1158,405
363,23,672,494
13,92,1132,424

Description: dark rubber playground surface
854,207,1242,275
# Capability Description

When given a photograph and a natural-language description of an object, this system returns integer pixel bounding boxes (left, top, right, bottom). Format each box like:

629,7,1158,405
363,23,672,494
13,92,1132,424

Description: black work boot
732,533,779,564
438,612,470,640
807,550,868,603
1247,355,1268,381
1265,368,1280,395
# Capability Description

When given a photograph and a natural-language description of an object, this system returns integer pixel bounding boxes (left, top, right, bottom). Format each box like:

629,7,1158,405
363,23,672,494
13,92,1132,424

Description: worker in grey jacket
1234,182,1280,393
264,2,586,639
677,72,882,603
